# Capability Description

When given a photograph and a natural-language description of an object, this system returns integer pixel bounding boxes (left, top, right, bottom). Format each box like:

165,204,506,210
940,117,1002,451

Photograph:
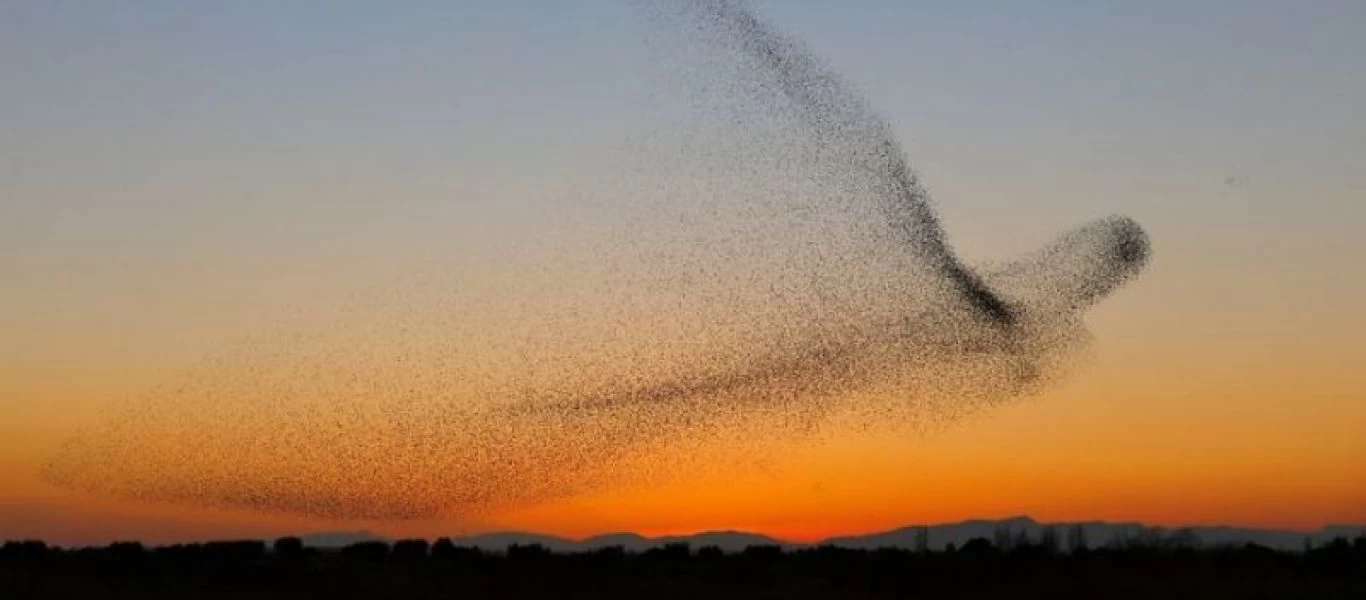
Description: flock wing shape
45,1,1148,520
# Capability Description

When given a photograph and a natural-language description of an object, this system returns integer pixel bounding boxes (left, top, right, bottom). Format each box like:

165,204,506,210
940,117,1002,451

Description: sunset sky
3,1,1364,546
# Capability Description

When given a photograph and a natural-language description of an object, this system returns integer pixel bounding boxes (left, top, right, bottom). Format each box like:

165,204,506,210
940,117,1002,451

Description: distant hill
820,516,1365,552
293,517,1366,552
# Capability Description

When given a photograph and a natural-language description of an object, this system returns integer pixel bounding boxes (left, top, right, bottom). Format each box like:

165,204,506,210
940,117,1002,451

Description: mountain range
296,516,1366,553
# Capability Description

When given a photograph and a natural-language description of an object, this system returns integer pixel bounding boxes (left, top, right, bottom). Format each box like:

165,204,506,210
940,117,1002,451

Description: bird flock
44,0,1149,521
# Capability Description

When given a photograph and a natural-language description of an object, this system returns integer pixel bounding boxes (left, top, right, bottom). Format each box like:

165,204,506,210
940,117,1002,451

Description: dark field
4,535,1364,599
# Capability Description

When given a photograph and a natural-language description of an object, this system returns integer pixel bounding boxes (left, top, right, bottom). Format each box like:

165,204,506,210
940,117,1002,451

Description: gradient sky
3,0,1364,545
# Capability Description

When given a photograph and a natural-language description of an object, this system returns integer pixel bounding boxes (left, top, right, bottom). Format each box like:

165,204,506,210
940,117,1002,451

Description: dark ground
4,535,1365,599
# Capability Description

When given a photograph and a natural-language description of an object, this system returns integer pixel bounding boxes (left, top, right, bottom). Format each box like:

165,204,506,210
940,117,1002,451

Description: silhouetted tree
340,541,389,561
507,543,550,561
108,541,146,560
1039,526,1059,554
1,540,49,562
1136,527,1165,548
742,544,783,559
5,532,1365,598
1107,529,1132,549
960,537,995,557
201,540,265,563
913,526,929,553
430,537,456,558
392,539,429,560
594,545,628,562
993,525,1013,551
1067,524,1089,554
272,536,304,558
1168,528,1200,550
648,542,690,560
696,545,723,560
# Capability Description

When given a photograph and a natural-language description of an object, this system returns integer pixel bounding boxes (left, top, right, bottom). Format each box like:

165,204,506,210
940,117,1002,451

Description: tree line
3,532,1364,598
